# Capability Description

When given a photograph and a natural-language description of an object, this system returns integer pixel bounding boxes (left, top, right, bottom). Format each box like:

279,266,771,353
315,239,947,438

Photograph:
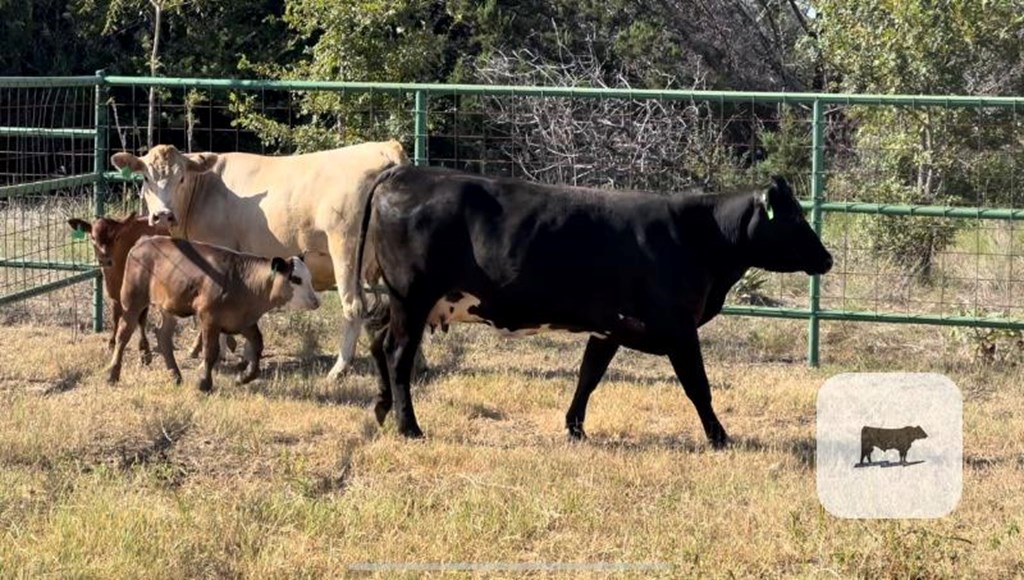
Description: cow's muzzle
808,253,834,275
149,211,177,227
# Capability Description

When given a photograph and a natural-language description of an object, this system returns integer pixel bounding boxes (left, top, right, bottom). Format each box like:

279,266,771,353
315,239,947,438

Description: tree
813,0,1024,278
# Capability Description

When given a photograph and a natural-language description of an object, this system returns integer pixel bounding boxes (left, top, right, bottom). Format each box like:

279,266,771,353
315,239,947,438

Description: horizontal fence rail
2,74,1023,364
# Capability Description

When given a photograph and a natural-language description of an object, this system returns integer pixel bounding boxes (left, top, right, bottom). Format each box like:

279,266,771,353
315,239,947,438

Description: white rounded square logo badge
816,373,962,519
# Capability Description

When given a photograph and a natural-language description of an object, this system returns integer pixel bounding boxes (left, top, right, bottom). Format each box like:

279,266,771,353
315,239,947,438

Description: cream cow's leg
326,233,363,381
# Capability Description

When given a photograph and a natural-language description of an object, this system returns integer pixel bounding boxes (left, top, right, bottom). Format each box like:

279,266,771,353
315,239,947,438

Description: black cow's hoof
140,351,153,366
373,401,392,426
398,424,425,439
236,367,259,385
196,378,214,393
566,425,587,441
171,372,183,386
709,435,731,450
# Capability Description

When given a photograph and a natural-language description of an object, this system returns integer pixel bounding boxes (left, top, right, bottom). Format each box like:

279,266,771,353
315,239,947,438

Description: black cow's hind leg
385,301,428,438
370,326,393,426
565,337,619,440
667,323,729,449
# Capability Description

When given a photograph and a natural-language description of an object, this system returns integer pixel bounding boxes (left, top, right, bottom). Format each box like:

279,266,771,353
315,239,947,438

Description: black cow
353,166,833,447
860,426,928,465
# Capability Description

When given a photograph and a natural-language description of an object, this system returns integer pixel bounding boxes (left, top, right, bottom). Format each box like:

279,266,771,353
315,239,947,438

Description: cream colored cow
111,141,408,380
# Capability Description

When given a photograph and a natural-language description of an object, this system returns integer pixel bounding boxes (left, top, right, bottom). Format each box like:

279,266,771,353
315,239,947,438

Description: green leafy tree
814,0,1024,278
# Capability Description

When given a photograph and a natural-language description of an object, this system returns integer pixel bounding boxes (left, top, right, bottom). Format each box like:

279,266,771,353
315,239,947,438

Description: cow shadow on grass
457,432,818,462
728,435,817,468
854,460,925,468
432,365,672,388
228,355,381,407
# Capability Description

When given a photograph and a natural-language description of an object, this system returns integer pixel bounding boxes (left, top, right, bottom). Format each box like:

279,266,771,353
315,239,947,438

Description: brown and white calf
68,212,167,361
108,236,320,391
67,213,235,361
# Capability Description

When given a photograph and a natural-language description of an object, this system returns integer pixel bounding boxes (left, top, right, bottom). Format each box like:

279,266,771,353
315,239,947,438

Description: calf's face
271,256,321,311
67,214,136,268
111,145,218,227
747,177,833,275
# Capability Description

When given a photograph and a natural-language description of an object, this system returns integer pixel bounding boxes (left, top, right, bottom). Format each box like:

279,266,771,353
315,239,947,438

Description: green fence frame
3,74,1024,365
0,72,106,325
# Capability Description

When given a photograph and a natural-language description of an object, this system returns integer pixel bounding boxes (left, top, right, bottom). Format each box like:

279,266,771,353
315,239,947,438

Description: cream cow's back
207,140,408,289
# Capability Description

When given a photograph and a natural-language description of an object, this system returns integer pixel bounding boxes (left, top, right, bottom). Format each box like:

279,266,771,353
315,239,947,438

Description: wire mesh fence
0,77,100,322
2,75,1023,364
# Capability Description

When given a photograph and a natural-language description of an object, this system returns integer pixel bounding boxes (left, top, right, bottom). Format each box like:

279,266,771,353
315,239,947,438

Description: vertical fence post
92,69,107,333
808,99,825,366
413,90,428,166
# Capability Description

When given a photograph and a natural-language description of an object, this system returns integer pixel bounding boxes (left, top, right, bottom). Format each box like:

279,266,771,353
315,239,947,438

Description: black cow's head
746,177,833,275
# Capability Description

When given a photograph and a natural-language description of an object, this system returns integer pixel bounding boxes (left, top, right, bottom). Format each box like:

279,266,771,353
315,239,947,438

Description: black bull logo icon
858,425,928,466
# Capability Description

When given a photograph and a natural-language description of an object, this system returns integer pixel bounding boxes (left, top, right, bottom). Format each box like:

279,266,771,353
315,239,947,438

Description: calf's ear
67,218,92,235
111,152,144,173
271,257,292,275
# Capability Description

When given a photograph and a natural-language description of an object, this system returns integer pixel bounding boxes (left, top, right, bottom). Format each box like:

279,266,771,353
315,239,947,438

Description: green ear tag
766,203,775,221
120,165,134,179
71,226,85,240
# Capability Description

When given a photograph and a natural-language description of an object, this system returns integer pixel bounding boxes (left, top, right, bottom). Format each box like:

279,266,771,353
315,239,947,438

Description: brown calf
68,212,167,361
108,236,320,391
68,213,239,361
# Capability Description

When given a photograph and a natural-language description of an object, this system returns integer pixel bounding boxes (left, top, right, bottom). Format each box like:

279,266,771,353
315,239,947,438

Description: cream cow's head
111,145,219,227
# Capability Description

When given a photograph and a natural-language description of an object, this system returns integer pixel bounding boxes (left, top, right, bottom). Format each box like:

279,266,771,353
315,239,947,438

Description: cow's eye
289,275,301,285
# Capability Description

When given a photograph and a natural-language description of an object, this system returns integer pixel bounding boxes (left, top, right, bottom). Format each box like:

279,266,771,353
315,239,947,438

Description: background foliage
4,0,1024,277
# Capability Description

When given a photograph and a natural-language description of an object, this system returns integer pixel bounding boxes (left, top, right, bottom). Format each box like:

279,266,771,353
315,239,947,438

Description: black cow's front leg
565,336,619,440
384,302,427,438
369,326,393,426
667,323,729,449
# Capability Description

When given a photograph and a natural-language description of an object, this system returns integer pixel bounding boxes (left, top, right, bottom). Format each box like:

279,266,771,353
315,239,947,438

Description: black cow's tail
353,162,398,319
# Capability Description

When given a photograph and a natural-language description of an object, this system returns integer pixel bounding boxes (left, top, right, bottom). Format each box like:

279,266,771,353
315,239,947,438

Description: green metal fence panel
2,74,1023,364
0,77,102,318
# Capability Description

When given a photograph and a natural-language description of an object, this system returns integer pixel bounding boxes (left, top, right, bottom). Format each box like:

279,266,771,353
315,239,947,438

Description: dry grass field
1,289,1022,578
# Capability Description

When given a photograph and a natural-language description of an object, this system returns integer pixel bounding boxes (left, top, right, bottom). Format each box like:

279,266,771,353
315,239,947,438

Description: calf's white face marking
284,258,321,311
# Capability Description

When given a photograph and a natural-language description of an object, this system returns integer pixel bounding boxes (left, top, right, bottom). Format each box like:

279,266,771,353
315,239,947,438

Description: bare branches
472,34,747,192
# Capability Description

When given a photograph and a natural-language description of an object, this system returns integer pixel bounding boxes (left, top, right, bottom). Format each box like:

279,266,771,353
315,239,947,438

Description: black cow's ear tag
757,191,774,220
